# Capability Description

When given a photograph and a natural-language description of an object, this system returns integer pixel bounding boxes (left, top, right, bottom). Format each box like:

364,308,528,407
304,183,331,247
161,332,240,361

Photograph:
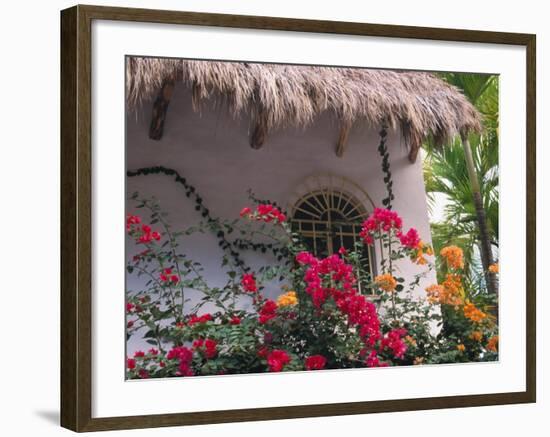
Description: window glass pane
291,189,374,281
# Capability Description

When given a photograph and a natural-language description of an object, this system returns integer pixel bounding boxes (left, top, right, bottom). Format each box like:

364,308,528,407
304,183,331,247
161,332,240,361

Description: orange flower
425,275,464,307
489,263,499,274
413,241,433,265
375,273,397,292
463,302,487,323
486,336,499,352
425,284,445,304
277,291,298,307
456,344,466,352
469,331,483,342
413,357,424,365
440,245,464,270
442,273,462,294
404,335,417,347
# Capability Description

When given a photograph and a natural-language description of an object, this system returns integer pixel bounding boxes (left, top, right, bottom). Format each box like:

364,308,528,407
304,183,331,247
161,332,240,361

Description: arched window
290,186,376,281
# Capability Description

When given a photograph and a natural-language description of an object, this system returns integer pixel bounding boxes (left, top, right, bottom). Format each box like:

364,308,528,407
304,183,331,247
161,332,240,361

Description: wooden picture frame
60,4,536,432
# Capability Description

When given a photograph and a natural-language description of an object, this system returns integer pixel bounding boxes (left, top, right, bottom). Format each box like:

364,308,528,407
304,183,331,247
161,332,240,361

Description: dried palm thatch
126,57,482,162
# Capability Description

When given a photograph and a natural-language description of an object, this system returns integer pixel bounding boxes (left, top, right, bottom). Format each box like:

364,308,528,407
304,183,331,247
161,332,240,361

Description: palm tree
424,73,499,294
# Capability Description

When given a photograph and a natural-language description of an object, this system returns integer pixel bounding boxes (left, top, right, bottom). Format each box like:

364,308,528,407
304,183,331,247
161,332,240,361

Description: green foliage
423,73,499,288
125,195,499,380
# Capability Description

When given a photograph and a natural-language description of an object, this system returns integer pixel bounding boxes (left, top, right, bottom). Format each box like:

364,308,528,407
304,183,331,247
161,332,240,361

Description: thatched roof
126,57,482,161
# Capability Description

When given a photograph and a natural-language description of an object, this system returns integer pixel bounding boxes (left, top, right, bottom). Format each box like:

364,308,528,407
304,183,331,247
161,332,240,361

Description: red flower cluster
127,215,161,243
298,253,354,307
397,228,420,249
127,358,136,369
296,251,381,348
167,346,194,376
241,273,258,293
359,208,403,244
295,251,317,266
126,214,141,230
365,350,389,368
133,350,145,358
240,204,286,224
305,355,327,370
359,208,422,253
229,316,241,325
160,267,179,284
193,338,218,359
138,224,161,244
188,313,213,325
259,300,278,324
337,294,381,347
267,349,291,372
380,328,408,359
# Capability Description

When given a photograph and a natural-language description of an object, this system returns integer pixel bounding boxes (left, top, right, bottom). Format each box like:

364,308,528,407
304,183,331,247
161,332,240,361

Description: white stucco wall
126,86,437,352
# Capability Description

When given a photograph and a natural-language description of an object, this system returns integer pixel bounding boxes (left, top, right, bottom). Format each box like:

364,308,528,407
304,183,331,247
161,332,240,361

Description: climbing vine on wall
126,166,289,272
377,125,395,209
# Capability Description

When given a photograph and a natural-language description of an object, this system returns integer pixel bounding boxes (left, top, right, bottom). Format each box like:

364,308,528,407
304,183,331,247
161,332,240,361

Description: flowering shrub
125,195,498,379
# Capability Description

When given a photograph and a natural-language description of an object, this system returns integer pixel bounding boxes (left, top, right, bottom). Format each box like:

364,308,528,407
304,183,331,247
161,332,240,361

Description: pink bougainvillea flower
126,215,141,231
256,204,273,216
267,349,291,372
258,300,278,324
397,227,421,249
241,273,258,293
380,328,408,359
204,339,217,359
295,251,317,266
177,361,194,377
134,222,161,244
296,251,382,349
193,338,218,359
240,204,286,224
365,350,389,368
167,346,193,362
188,313,213,325
359,208,403,244
126,214,141,225
167,345,195,377
240,207,252,217
305,355,327,370
229,316,241,325
138,233,152,244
